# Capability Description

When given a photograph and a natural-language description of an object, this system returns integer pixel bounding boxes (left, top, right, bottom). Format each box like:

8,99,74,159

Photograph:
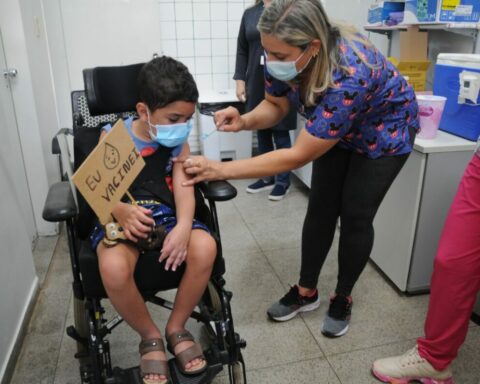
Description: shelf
365,23,479,38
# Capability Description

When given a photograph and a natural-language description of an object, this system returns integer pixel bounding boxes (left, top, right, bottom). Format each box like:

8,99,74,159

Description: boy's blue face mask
147,109,193,148
265,48,311,82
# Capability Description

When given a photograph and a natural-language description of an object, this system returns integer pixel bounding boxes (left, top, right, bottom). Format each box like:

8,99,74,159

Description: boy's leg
417,155,480,370
166,229,216,370
97,243,166,382
98,242,161,338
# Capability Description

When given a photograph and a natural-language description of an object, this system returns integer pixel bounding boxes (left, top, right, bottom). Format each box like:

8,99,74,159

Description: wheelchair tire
205,281,223,317
73,295,90,364
229,360,246,384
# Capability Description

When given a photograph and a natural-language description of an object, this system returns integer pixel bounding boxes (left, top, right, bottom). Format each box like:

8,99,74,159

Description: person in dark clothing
175,0,419,339
234,0,297,201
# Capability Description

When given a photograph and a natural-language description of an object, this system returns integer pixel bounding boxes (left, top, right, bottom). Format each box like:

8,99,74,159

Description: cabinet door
290,116,313,188
0,31,36,241
370,150,426,291
408,151,473,292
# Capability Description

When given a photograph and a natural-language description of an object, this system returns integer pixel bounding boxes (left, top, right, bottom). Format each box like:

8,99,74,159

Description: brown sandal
139,338,170,384
166,330,207,375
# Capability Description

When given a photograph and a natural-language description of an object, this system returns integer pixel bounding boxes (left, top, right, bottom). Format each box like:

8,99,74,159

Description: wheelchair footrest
168,351,223,384
110,349,223,384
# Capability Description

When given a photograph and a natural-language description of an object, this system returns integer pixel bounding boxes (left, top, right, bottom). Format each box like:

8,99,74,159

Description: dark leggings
299,145,410,296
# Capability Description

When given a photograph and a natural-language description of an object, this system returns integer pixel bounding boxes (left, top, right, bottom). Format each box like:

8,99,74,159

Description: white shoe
372,346,454,383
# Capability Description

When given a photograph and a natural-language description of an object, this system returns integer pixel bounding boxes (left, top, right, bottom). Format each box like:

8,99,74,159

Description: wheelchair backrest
72,63,144,239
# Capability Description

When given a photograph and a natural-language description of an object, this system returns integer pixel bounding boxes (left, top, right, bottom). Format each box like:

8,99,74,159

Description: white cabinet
371,131,476,292
290,116,313,187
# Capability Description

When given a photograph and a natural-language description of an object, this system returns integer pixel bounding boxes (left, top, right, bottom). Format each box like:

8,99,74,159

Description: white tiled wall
158,0,254,91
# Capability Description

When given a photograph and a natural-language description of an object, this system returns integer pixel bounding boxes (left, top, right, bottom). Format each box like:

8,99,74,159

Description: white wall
44,0,384,155
60,0,163,91
324,0,390,54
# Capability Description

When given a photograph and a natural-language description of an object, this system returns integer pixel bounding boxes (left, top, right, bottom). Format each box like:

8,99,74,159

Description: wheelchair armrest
52,128,73,155
42,181,77,222
198,181,237,202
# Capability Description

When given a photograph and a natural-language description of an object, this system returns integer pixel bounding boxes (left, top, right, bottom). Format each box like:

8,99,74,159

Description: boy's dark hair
137,56,198,111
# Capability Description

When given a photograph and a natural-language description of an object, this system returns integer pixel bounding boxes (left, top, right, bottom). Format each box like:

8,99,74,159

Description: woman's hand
214,106,245,132
235,80,247,103
159,223,191,271
111,203,155,242
172,155,225,186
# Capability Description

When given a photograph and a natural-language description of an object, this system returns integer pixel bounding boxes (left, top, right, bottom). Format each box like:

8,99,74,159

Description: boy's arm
159,143,195,271
172,143,195,228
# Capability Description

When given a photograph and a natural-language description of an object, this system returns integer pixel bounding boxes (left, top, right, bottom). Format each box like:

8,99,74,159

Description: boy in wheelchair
90,57,216,384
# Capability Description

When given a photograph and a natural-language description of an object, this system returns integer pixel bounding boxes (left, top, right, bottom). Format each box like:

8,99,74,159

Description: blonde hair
258,0,373,106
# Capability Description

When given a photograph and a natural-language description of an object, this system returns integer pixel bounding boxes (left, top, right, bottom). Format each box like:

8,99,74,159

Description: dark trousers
257,129,292,187
299,145,410,295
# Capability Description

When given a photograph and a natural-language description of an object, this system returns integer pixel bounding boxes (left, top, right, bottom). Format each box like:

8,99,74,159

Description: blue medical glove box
433,54,480,142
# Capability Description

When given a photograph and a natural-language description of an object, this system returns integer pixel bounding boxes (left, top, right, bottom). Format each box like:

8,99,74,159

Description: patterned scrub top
265,37,420,159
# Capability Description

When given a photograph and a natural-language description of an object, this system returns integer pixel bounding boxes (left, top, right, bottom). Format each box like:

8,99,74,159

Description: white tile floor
10,178,480,383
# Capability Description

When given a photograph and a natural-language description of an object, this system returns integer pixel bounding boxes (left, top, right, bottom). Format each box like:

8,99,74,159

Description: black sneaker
321,294,352,338
267,285,320,322
268,184,290,201
246,178,275,193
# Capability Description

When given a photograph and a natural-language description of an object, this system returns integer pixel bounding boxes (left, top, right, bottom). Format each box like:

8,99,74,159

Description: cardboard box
368,1,405,25
389,57,431,91
439,0,480,22
398,61,431,91
403,0,439,23
399,26,429,61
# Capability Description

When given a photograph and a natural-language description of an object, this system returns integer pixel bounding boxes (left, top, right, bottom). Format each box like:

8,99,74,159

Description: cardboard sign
72,119,145,224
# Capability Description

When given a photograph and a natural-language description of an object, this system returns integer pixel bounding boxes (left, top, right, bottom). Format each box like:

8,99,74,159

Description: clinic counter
413,130,477,154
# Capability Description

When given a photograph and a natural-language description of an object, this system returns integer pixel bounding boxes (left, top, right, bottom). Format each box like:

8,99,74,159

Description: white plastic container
197,89,252,161
416,95,447,139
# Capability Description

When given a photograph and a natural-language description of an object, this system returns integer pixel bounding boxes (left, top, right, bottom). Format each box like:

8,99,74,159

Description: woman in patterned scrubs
177,0,419,337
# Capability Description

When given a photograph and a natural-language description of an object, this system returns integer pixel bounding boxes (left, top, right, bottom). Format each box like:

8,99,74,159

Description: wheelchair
42,62,247,384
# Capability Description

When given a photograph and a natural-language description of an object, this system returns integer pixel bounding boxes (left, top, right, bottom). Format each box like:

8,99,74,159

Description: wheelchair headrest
83,63,145,116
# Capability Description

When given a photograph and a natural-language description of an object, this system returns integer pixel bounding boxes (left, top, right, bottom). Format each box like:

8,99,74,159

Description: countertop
198,89,237,104
414,130,477,154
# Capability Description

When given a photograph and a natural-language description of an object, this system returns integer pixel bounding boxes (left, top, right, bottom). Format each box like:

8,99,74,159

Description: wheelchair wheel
205,281,222,317
229,360,246,384
73,296,90,364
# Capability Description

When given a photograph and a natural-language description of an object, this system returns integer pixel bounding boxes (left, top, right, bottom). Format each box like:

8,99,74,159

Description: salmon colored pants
417,154,480,371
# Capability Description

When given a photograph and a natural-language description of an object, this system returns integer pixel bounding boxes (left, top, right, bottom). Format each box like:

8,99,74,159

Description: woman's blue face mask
147,109,193,148
265,48,311,82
